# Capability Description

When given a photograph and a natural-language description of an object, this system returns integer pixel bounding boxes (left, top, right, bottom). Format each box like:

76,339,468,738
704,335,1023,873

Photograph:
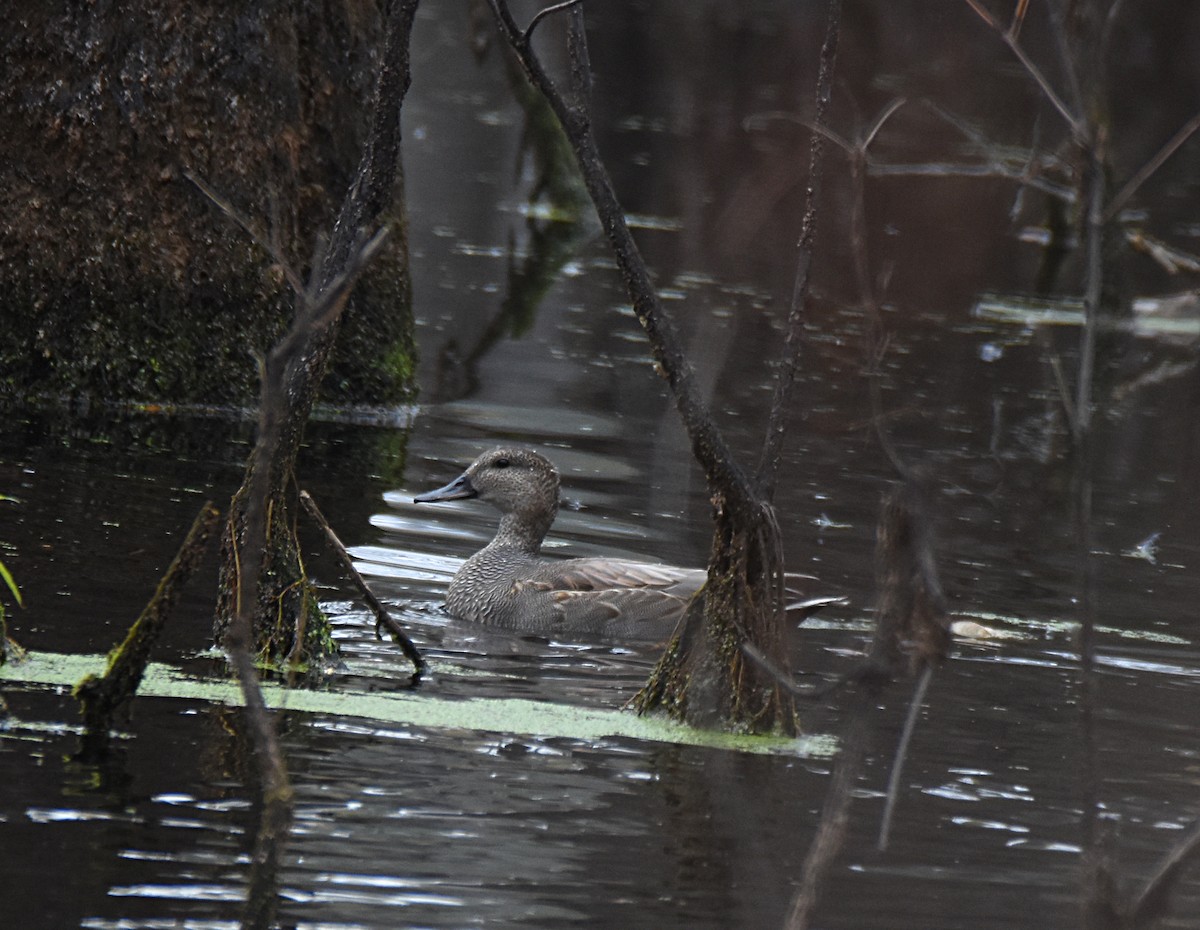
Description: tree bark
0,0,415,410
488,1,841,733
212,0,421,666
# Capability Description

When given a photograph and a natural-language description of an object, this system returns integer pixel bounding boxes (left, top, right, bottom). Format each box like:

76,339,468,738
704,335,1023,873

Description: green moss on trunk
0,1,415,410
635,493,798,736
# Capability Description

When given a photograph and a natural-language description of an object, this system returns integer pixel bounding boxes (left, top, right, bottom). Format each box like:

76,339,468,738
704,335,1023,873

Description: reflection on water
5,435,1200,930
4,1,1200,928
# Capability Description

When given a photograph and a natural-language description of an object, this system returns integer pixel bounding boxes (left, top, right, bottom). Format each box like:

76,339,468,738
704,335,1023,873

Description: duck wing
507,560,841,634
516,558,706,634
545,558,702,592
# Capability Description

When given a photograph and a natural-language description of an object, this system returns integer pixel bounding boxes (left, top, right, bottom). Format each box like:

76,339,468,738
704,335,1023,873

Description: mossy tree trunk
639,490,794,731
0,0,415,410
0,0,419,669
213,0,421,669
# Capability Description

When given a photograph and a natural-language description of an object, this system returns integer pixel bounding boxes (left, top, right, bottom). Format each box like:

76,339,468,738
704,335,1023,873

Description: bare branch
1100,0,1130,55
755,0,842,500
1048,349,1078,433
743,110,854,154
184,169,306,296
1008,0,1030,41
308,228,391,331
487,0,752,508
869,161,1074,200
961,0,1001,31
1074,141,1107,441
265,227,390,388
962,0,1083,137
862,97,907,151
523,0,585,45
749,102,905,159
322,0,420,286
748,101,1076,201
299,490,424,675
1105,110,1200,222
566,4,592,107
784,704,870,930
1128,818,1200,927
877,664,933,850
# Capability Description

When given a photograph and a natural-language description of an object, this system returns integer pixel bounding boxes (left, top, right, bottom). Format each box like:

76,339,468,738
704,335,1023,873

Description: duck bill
414,473,477,503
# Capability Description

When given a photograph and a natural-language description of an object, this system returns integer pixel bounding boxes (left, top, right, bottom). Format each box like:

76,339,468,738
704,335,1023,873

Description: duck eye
492,458,510,469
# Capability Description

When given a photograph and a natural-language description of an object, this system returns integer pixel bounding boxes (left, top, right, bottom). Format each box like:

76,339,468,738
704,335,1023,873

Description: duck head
414,446,561,550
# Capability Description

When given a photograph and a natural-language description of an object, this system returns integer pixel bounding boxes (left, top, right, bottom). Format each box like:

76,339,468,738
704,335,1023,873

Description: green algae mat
1,650,834,758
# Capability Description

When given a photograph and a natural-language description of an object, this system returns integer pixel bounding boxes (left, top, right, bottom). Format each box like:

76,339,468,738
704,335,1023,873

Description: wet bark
299,489,424,676
0,1,415,410
212,0,421,668
73,501,219,758
488,0,841,734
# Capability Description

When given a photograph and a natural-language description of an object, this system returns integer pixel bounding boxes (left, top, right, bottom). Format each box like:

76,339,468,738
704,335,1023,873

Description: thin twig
862,97,907,151
1073,138,1106,442
755,0,842,501
919,98,1076,186
1076,433,1120,926
1128,818,1200,926
299,490,424,675
869,161,1074,200
301,229,391,339
523,0,585,45
748,102,1076,212
183,169,306,296
742,111,854,154
739,640,805,697
1104,111,1200,222
784,698,872,930
1044,1,1085,121
961,0,1082,137
1008,0,1030,41
1100,0,1130,56
257,226,390,413
878,664,933,851
741,640,880,702
487,0,752,508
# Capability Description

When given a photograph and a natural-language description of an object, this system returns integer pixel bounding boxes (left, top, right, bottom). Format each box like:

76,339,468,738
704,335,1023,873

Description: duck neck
492,509,553,554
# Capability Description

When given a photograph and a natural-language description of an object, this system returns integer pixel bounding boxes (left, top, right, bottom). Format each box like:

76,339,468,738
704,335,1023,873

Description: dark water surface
4,2,1200,928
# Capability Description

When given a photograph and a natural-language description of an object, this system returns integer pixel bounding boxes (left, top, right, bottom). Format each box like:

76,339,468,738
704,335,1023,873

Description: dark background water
3,2,1200,927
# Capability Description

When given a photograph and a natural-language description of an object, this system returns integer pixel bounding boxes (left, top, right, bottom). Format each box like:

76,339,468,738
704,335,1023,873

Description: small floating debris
813,514,852,530
625,213,683,232
950,619,1027,641
1122,532,1161,564
973,293,1200,338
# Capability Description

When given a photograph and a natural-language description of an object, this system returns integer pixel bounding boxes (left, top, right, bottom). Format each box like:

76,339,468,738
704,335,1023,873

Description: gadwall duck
414,446,839,636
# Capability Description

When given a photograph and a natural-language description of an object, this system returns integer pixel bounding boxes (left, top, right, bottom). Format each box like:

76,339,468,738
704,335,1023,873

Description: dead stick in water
1128,817,1200,926
74,501,220,755
299,490,425,675
784,693,873,930
877,663,933,851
